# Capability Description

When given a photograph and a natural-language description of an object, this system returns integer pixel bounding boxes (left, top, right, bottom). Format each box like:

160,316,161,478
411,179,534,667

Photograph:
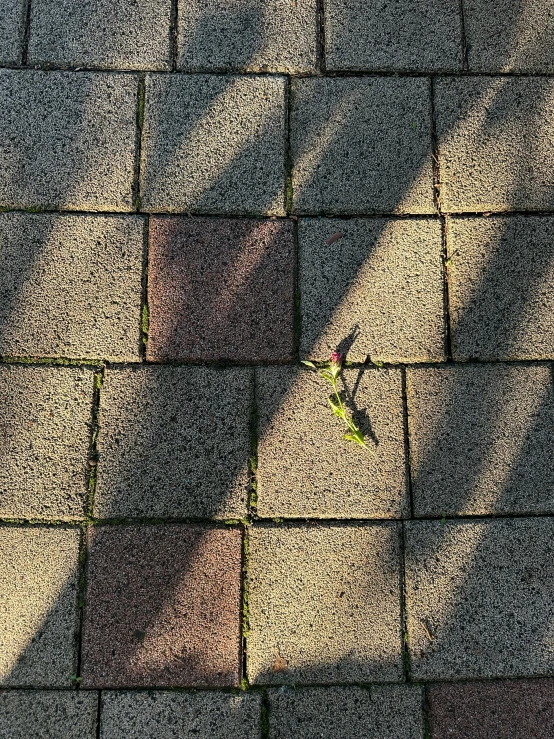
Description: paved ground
0,1,553,737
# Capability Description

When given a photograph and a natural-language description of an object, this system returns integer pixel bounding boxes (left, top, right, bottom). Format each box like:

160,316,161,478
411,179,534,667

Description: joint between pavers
241,525,251,688
139,216,150,360
260,688,270,739
292,218,301,363
248,372,259,517
422,684,432,739
86,367,105,520
401,367,414,520
74,524,90,689
169,0,179,71
458,0,469,71
95,691,102,739
20,0,32,66
316,0,326,74
399,521,412,684
441,216,454,361
132,74,146,213
284,77,294,215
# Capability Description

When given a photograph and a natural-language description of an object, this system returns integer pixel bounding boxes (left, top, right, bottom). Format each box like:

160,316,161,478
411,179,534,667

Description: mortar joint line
458,0,469,71
75,523,89,688
422,684,432,739
284,76,293,215
133,73,146,214
399,520,412,683
240,523,251,688
316,0,326,74
140,214,150,361
95,691,102,739
260,688,270,738
21,0,32,66
170,0,179,71
401,366,414,520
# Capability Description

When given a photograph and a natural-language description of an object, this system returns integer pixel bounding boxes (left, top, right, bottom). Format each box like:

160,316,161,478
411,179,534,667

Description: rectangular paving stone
405,518,554,680
147,217,295,362
291,77,435,215
28,0,171,70
247,524,404,684
140,74,286,215
435,77,554,213
0,526,80,686
407,364,554,516
448,215,554,360
0,213,144,361
299,217,445,362
177,0,317,73
0,70,137,211
81,524,243,688
325,0,462,72
0,0,26,63
0,366,94,520
95,366,251,519
256,367,408,518
0,691,98,739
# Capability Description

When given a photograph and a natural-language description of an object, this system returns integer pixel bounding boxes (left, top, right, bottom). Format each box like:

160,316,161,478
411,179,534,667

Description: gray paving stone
268,685,423,739
177,0,317,73
247,524,403,684
325,0,462,72
291,77,435,215
435,77,554,213
100,691,261,738
299,217,445,362
406,518,554,680
256,367,408,518
407,364,554,516
0,366,94,520
0,0,26,63
28,0,171,70
140,74,286,215
447,215,554,360
0,527,80,686
0,70,137,211
0,213,144,361
95,366,252,519
0,690,98,738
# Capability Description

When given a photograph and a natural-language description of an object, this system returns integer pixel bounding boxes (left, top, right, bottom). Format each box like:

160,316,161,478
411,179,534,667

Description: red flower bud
330,351,343,365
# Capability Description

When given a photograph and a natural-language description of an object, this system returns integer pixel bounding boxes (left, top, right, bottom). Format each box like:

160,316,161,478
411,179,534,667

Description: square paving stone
147,217,295,362
0,526,80,686
447,215,554,360
435,77,554,213
95,366,251,519
100,691,261,738
0,0,26,63
256,367,408,518
0,213,144,361
0,691,98,739
247,524,404,684
140,74,286,215
81,524,243,688
324,0,462,72
0,70,137,211
407,364,554,516
291,77,435,215
177,0,317,73
299,217,445,362
0,366,94,520
405,518,554,680
28,0,171,70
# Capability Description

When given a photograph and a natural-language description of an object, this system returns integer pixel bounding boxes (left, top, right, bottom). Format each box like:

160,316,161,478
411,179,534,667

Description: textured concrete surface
0,691,98,739
82,525,243,688
291,77,435,214
299,217,445,362
0,526,80,686
177,0,317,73
256,367,408,518
28,0,172,69
435,77,554,213
428,679,554,739
0,0,26,63
0,70,137,211
405,518,554,680
0,366,94,520
407,364,554,516
247,524,403,684
0,213,144,361
448,215,554,360
140,74,286,215
324,0,462,71
95,366,251,519
147,217,295,362
100,691,261,738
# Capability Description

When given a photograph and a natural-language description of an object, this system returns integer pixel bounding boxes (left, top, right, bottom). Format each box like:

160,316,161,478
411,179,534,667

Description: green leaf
301,360,317,369
319,370,334,382
328,397,345,418
344,429,367,447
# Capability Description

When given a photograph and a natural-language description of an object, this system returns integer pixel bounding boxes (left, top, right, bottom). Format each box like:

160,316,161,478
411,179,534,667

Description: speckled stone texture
95,366,251,519
256,367,408,518
247,524,403,684
407,364,554,516
0,527,80,687
291,77,435,215
100,691,261,738
405,518,554,680
0,213,144,361
0,0,26,63
28,0,171,69
0,366,94,520
147,217,295,362
81,525,243,688
435,77,554,213
140,74,286,215
428,680,554,739
0,691,98,739
299,217,445,362
177,0,317,73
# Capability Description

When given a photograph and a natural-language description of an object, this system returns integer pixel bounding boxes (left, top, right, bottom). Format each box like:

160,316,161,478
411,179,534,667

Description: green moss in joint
141,303,149,346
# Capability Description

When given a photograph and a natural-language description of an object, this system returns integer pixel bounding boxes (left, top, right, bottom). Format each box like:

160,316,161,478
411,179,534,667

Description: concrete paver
0,691,98,739
0,0,26,63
